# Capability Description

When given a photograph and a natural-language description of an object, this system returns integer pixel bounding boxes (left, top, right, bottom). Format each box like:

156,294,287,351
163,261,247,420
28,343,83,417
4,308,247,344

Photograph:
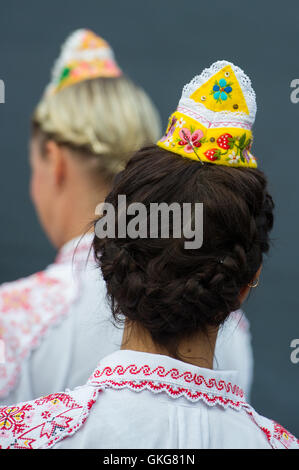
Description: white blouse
0,235,253,405
0,350,297,449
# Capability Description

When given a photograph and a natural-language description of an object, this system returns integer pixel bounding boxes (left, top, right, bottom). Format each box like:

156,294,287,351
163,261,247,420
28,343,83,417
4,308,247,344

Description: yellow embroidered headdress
157,60,257,168
47,29,122,94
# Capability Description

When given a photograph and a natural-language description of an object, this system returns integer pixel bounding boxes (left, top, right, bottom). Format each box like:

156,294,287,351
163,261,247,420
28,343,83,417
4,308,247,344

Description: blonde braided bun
32,75,161,181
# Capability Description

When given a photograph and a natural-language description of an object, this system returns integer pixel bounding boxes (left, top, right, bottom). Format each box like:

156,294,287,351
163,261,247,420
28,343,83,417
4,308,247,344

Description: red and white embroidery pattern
89,363,245,410
0,352,298,449
0,388,98,449
273,421,299,449
0,239,92,399
241,404,299,449
88,358,299,449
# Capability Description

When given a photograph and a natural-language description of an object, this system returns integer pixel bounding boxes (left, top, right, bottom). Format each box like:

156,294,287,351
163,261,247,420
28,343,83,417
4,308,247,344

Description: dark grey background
0,0,298,435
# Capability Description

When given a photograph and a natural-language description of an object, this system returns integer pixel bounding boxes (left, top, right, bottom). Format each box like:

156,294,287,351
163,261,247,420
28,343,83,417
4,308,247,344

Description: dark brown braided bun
93,145,274,353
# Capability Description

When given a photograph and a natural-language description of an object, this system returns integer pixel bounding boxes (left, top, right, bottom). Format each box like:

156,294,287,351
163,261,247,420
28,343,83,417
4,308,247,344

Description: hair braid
93,146,274,352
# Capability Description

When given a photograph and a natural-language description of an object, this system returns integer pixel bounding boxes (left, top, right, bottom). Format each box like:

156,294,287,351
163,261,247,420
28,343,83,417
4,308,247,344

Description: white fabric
0,235,252,405
215,310,253,401
0,350,297,449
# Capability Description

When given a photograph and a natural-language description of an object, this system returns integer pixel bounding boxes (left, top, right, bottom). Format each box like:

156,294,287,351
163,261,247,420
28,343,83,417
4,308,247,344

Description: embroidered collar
88,350,245,410
0,350,298,449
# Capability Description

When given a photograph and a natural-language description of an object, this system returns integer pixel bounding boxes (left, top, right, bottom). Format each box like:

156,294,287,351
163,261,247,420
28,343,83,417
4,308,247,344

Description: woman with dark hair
0,61,296,449
0,37,253,409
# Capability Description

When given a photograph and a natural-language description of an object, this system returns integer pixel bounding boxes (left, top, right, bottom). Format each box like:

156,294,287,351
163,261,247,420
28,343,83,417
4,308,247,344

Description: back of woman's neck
121,321,218,369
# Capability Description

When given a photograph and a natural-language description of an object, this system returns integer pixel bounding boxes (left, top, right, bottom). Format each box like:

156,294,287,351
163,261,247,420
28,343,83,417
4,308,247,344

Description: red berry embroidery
204,149,220,161
217,133,233,150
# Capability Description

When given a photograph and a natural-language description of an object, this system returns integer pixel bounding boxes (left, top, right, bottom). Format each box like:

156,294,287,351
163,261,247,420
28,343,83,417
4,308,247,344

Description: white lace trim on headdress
179,60,257,130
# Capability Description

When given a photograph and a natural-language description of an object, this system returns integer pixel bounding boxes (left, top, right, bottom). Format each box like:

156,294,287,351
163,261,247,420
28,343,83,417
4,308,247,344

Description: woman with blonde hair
0,29,161,403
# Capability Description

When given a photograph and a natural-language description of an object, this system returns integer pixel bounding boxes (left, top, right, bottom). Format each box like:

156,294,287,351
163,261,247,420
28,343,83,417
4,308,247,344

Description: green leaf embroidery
228,137,235,149
59,67,71,83
238,133,246,149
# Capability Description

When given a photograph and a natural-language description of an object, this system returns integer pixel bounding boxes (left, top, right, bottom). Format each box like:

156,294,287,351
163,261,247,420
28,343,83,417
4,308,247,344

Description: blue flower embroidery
212,78,232,102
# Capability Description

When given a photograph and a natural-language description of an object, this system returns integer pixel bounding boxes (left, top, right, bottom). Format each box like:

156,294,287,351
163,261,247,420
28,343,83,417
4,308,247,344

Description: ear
239,264,263,305
44,140,67,188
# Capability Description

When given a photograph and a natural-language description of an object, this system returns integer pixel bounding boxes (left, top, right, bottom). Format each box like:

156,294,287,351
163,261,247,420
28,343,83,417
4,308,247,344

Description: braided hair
93,145,274,354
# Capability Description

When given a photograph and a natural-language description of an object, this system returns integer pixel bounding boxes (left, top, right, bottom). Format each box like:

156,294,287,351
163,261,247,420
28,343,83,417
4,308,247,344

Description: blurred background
0,0,298,434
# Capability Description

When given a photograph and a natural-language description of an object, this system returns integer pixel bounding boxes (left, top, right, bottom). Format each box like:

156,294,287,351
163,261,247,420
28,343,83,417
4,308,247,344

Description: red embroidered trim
0,380,298,449
273,421,299,449
93,379,244,409
44,390,99,449
91,364,244,398
242,406,299,449
260,426,271,443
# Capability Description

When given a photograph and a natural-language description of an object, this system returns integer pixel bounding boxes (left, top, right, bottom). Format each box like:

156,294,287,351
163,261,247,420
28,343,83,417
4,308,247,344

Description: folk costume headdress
47,29,122,94
157,60,257,168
